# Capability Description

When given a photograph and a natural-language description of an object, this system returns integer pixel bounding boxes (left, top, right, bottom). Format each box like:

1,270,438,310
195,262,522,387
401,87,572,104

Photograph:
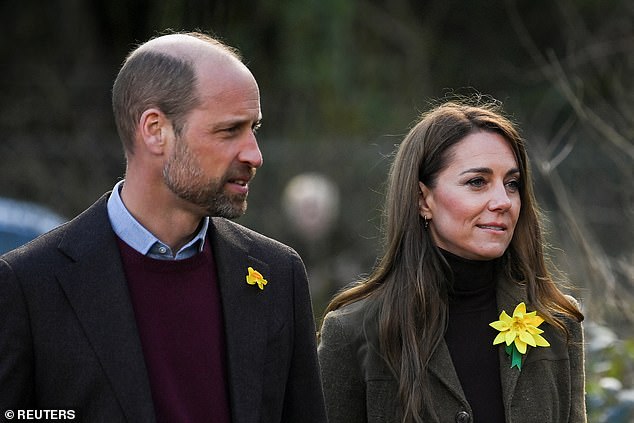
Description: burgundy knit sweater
117,237,231,423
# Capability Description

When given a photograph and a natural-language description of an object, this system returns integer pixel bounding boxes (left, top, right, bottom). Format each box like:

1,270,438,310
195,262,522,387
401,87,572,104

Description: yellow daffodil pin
490,302,550,369
246,267,268,290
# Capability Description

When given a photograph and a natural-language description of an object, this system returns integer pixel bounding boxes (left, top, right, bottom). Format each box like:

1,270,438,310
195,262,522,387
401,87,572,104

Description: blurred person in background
0,32,326,423
318,99,586,422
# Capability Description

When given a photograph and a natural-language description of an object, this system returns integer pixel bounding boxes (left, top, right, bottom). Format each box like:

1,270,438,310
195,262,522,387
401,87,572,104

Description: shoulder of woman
324,297,374,328
563,294,580,308
320,297,378,346
553,295,585,345
560,294,584,323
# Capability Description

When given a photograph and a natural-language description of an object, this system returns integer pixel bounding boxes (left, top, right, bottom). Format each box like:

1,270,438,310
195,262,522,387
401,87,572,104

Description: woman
318,100,586,422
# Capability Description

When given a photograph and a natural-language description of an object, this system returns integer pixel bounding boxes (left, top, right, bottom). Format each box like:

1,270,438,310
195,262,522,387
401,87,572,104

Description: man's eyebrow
211,117,254,128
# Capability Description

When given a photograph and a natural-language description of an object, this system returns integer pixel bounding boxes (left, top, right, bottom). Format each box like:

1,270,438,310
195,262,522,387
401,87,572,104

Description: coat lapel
423,277,530,418
428,277,529,418
55,196,156,423
428,340,467,403
209,218,269,423
496,278,527,417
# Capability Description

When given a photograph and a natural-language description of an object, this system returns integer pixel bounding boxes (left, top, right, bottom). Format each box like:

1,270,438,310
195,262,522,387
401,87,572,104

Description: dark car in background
0,197,66,254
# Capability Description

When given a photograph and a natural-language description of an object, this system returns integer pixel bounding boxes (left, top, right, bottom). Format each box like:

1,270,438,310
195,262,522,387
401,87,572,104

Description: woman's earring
423,215,430,229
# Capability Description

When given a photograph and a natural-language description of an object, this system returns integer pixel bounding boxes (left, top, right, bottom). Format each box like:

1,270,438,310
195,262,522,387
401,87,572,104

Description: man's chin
209,200,247,219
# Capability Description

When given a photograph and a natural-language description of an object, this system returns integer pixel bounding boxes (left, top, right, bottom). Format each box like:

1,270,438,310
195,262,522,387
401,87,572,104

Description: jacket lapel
428,340,468,403
496,278,527,417
408,276,531,419
55,196,156,422
428,277,529,417
209,218,269,423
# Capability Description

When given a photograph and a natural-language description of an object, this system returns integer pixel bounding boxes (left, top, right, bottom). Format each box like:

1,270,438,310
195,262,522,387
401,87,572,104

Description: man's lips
226,169,256,194
228,178,249,186
226,178,250,194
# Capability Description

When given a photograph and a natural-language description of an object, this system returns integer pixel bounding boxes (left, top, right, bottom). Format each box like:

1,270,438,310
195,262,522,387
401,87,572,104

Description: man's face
163,60,263,219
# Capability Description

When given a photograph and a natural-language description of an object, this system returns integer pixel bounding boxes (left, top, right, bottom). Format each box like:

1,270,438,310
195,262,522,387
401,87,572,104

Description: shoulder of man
1,194,110,269
210,216,298,256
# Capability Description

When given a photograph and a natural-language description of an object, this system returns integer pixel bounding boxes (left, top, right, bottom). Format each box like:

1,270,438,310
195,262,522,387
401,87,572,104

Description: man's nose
239,132,263,168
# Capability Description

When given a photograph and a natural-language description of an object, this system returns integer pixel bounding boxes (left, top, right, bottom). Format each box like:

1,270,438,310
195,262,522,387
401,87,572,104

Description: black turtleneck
442,249,506,423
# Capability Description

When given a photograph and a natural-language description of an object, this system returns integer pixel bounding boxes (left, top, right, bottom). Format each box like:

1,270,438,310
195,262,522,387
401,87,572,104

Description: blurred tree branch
505,0,634,324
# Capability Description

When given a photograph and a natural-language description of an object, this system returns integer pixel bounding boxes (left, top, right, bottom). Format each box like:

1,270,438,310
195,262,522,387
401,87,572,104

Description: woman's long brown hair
321,99,583,422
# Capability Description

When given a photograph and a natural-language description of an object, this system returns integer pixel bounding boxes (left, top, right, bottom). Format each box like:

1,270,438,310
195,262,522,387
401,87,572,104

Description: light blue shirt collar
107,180,209,260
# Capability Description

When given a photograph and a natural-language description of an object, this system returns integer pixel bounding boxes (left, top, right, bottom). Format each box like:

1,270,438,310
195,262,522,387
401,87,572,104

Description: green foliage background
1,1,632,419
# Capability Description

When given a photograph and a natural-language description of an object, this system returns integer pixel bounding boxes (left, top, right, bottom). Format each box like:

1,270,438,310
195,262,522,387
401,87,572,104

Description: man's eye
252,122,262,134
223,126,240,135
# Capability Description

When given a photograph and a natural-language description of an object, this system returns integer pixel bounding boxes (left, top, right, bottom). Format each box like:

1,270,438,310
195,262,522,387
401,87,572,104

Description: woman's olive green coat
318,278,586,422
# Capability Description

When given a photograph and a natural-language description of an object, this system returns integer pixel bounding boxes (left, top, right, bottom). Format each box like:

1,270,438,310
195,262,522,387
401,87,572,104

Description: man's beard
163,139,254,219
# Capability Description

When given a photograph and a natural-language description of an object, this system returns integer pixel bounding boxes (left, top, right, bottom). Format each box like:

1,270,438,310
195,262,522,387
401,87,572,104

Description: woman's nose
488,183,513,211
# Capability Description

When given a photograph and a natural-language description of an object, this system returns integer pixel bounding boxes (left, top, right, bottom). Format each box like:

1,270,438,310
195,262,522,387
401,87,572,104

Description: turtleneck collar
440,248,498,296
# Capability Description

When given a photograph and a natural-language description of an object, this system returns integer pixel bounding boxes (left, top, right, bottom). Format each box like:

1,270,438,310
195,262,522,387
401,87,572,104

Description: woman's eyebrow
460,167,492,175
459,167,520,176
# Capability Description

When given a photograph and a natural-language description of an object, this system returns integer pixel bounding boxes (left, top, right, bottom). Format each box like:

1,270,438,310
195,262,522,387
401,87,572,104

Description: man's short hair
111,32,242,155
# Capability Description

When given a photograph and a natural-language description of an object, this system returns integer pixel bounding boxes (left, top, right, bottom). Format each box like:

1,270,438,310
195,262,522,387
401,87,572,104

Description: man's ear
138,108,172,155
418,181,434,218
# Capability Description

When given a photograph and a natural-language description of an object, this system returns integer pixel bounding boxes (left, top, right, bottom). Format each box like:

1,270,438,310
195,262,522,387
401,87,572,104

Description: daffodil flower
490,302,550,369
246,267,268,290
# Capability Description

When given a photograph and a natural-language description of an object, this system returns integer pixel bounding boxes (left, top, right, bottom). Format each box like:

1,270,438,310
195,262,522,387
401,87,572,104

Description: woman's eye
467,178,486,188
505,180,520,192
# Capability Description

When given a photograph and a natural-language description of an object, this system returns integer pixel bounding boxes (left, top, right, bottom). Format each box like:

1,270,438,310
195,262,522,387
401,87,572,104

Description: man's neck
120,178,204,252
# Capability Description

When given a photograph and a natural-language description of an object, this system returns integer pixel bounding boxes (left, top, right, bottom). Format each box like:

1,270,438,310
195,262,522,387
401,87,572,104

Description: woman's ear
138,108,173,155
418,181,433,218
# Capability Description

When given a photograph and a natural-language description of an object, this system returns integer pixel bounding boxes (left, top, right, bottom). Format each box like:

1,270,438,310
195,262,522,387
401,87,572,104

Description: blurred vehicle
0,197,66,254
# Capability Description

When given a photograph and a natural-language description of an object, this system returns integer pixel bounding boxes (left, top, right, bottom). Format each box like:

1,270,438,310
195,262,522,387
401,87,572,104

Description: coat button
455,410,471,423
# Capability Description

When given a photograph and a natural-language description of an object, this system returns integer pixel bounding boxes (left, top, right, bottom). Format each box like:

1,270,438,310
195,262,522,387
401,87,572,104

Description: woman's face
419,130,521,261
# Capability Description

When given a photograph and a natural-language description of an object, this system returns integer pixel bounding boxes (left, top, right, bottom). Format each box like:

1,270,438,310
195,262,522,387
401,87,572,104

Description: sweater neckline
117,236,212,273
440,249,497,297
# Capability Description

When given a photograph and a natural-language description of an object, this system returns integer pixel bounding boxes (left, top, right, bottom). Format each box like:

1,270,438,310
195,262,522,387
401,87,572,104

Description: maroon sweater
117,237,231,423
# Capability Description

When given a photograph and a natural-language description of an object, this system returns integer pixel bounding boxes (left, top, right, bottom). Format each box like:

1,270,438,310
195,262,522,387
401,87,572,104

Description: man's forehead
135,34,231,63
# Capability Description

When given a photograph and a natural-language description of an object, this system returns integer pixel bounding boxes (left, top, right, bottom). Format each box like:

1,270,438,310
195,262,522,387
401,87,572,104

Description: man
0,32,327,423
